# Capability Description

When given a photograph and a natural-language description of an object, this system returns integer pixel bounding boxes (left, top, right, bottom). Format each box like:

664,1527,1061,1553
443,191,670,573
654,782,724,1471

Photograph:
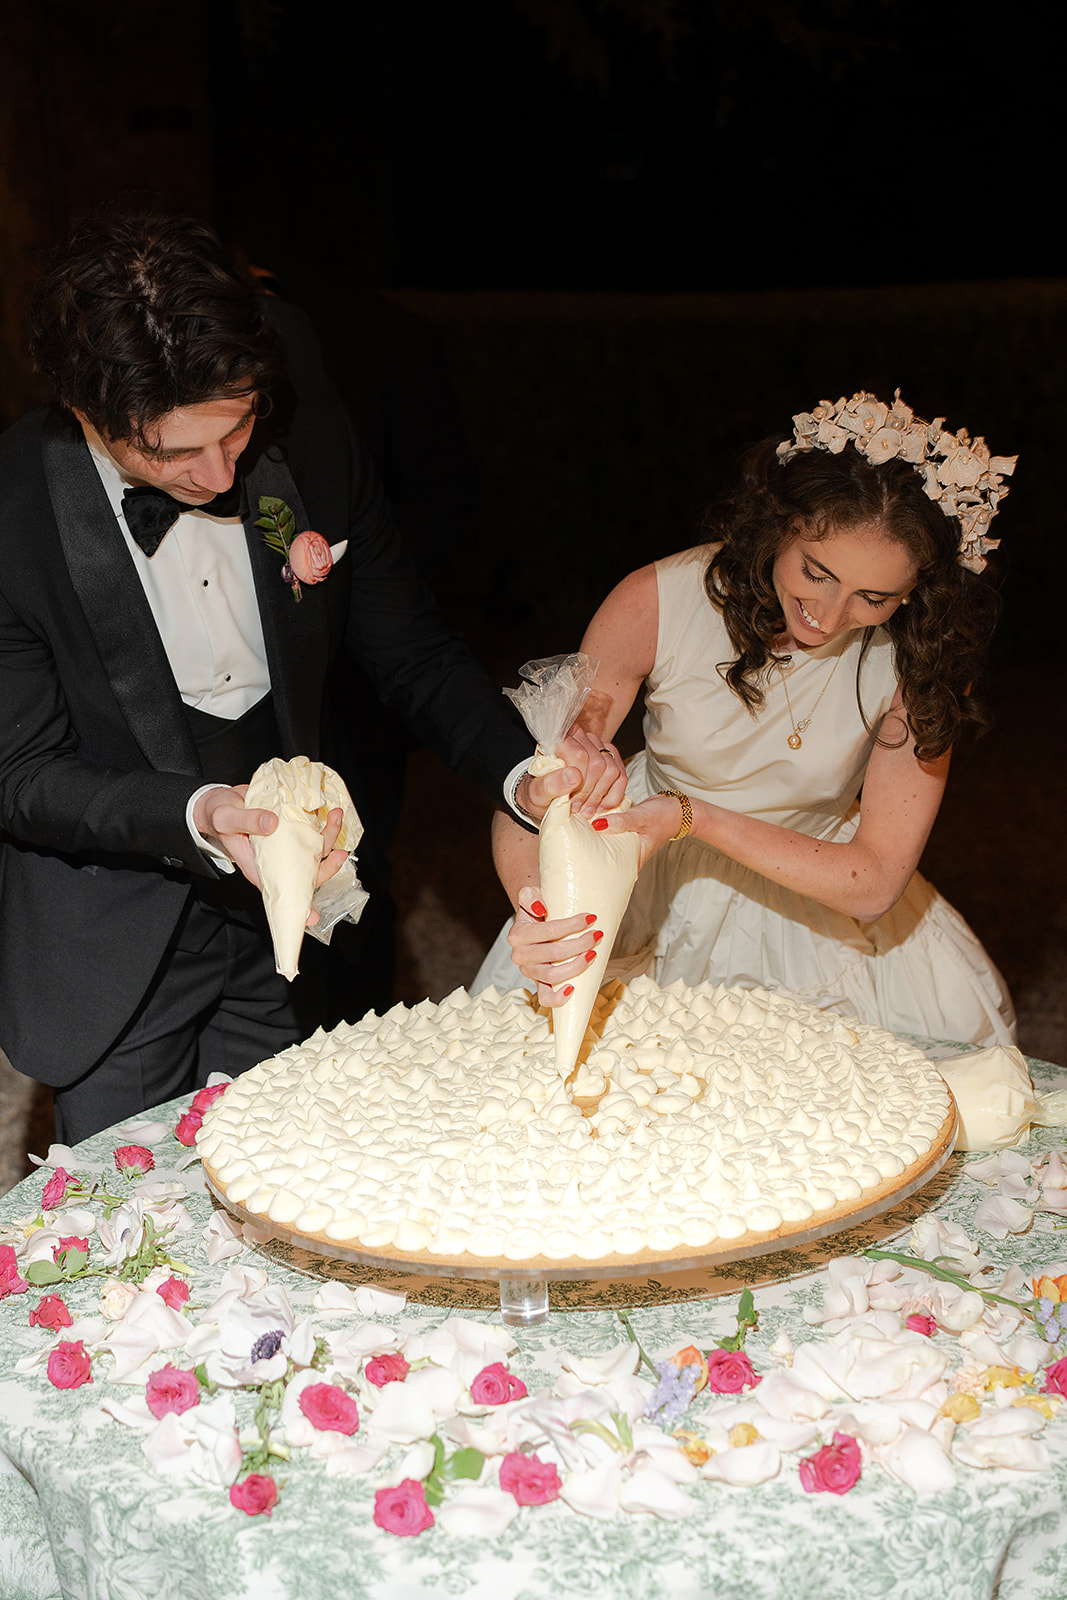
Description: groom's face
80,393,258,503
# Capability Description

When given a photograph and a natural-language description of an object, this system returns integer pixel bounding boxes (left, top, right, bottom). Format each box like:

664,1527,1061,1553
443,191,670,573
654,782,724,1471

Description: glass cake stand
203,1108,957,1325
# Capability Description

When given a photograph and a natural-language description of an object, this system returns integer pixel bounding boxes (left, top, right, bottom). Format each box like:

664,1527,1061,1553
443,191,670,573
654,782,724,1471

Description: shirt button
224,674,231,682
202,579,209,587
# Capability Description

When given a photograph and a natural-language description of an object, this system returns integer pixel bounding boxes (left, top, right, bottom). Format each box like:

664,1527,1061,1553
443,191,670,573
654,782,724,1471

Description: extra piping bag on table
245,757,366,980
938,1046,1067,1150
504,654,641,1078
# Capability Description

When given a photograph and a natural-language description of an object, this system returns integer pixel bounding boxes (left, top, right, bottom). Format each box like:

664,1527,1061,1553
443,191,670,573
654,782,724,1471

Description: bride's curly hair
703,438,1002,761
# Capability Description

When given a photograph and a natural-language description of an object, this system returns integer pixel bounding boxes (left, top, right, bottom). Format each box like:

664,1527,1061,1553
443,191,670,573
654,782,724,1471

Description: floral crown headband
776,391,1017,574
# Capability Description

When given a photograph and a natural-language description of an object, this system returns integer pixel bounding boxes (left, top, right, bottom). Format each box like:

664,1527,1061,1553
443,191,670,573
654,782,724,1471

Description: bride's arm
593,685,950,922
495,564,659,1001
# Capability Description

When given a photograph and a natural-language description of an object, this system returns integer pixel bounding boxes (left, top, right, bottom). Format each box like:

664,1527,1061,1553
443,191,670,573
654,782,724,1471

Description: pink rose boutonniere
256,495,335,603
230,1474,278,1516
47,1340,93,1390
373,1479,435,1536
113,1144,155,1179
470,1362,528,1405
799,1432,862,1495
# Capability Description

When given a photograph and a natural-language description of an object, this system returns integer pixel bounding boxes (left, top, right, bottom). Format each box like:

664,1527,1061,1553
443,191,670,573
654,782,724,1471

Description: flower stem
616,1308,660,1379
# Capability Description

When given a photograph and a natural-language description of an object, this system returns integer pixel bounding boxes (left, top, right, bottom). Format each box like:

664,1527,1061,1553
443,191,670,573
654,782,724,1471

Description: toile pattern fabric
478,546,1014,1047
0,1051,1066,1600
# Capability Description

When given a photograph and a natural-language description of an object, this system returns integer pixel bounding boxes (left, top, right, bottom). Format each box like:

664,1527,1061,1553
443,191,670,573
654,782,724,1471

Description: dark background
0,0,1064,1062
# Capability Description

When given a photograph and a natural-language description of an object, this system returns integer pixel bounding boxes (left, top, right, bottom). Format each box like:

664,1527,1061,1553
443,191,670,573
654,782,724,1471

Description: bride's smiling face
772,523,919,650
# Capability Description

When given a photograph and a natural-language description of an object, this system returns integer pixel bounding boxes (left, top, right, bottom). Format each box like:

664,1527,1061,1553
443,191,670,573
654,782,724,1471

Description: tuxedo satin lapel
41,411,201,777
244,447,331,757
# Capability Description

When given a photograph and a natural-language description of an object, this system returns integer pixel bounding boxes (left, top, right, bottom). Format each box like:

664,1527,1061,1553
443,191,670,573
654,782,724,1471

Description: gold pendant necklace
776,650,843,750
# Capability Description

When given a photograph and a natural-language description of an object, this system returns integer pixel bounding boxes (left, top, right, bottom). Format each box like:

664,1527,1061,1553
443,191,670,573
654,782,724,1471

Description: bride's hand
591,791,686,868
516,727,627,823
507,886,604,1007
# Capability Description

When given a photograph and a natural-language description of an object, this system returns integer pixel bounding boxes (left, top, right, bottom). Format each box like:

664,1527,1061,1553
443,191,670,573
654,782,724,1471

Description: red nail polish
585,914,597,925
591,818,608,831
562,985,574,997
530,900,547,919
584,950,596,963
592,930,604,943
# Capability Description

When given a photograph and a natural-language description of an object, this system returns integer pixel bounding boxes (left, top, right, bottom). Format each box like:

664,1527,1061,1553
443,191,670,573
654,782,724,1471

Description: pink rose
373,1479,434,1536
906,1313,937,1337
145,1364,200,1419
191,1083,228,1117
174,1110,203,1147
230,1474,278,1516
470,1362,528,1406
499,1450,561,1505
1041,1357,1067,1397
156,1276,191,1311
47,1340,93,1390
114,1144,155,1177
705,1348,761,1394
29,1294,72,1331
288,530,333,585
53,1236,89,1266
298,1382,359,1435
41,1167,73,1210
799,1432,862,1495
0,1244,29,1300
365,1352,410,1388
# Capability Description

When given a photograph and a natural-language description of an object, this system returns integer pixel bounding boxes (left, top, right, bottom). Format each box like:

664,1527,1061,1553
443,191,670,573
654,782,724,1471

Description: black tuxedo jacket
0,301,531,1086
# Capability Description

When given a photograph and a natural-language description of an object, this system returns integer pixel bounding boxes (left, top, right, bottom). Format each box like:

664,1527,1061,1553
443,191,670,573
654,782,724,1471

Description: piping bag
937,1046,1067,1151
245,756,367,980
505,654,641,1078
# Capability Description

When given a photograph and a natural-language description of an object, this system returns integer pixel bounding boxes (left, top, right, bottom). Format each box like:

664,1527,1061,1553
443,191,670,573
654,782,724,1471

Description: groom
0,213,572,1143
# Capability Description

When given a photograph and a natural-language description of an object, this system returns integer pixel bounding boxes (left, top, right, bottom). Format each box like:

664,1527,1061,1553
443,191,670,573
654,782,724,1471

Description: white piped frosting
199,977,951,1264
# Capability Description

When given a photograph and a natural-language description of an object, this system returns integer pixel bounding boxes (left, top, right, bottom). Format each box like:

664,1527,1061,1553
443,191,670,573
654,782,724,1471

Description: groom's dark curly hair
29,212,281,445
703,437,1002,761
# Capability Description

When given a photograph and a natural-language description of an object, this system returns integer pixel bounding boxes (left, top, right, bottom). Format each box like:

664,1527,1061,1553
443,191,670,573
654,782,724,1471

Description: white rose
101,1279,139,1320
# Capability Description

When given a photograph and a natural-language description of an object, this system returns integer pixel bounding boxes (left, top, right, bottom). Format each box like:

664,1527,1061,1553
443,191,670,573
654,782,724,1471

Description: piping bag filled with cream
244,756,367,980
505,654,640,1077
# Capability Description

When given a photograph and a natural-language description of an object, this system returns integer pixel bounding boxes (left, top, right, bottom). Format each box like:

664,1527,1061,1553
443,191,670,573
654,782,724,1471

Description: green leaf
26,1261,64,1285
430,1433,446,1476
442,1448,484,1482
423,1474,444,1506
60,1247,89,1273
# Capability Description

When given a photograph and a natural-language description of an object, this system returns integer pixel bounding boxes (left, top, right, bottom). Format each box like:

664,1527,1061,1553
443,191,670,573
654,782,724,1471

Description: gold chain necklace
776,651,844,750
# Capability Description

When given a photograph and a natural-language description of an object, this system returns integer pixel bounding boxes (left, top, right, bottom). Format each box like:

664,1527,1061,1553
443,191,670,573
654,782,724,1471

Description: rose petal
701,1438,782,1486
876,1424,956,1494
617,1464,694,1518
437,1486,519,1537
559,1461,623,1519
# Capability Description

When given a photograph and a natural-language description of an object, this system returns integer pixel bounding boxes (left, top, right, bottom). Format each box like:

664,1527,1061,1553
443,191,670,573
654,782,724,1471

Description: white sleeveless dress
475,546,1015,1047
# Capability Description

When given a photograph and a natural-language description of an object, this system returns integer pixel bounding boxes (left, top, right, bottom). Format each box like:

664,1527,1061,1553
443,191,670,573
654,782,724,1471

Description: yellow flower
984,1366,1029,1391
673,1429,712,1465
727,1422,762,1450
941,1393,981,1424
1013,1394,1061,1420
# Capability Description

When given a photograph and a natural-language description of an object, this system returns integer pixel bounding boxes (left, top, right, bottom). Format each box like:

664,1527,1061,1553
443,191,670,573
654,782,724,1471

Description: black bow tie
121,481,244,557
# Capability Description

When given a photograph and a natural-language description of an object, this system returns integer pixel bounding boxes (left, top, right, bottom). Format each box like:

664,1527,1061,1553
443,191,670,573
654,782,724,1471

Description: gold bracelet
658,789,693,841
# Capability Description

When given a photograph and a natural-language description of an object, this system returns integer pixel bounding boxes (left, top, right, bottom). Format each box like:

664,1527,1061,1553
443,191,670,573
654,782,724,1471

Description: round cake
198,977,955,1270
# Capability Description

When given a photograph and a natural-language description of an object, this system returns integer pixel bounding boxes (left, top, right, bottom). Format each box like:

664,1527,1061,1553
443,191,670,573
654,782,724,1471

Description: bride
478,392,1017,1047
